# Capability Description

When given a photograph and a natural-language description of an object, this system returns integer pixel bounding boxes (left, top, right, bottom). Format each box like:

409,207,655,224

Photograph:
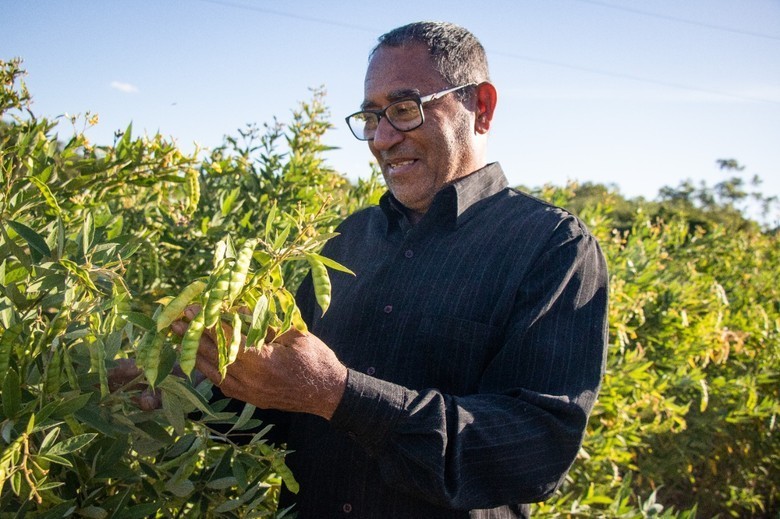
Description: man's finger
197,337,219,364
195,354,235,389
170,319,188,337
183,304,202,321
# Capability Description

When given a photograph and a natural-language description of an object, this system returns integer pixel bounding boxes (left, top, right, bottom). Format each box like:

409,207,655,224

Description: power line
569,0,780,42
193,0,377,34
490,50,780,104
193,0,779,105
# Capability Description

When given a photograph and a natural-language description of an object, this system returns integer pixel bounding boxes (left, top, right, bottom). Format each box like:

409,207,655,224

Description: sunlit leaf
8,219,51,261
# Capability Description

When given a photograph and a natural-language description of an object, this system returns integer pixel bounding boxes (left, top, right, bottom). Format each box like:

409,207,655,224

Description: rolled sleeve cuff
329,369,410,454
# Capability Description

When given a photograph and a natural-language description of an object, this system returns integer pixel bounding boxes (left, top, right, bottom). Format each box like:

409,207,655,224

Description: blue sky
4,0,780,214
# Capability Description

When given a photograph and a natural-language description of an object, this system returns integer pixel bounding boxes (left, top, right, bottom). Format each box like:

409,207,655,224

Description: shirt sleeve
328,221,609,509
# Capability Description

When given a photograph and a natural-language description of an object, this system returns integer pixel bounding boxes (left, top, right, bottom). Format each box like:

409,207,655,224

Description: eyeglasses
345,83,476,141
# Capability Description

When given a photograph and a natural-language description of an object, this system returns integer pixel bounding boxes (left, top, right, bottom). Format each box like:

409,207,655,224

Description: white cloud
110,81,139,94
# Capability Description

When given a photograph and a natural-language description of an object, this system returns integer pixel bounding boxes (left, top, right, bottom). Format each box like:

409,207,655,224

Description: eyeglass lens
348,99,422,140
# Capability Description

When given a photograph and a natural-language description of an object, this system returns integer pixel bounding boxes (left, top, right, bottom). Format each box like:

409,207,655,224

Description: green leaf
1,223,31,270
205,476,237,490
264,204,278,243
273,223,291,250
114,503,161,519
164,478,195,498
2,367,21,417
162,391,186,436
135,420,174,443
105,214,123,240
76,505,108,519
116,122,133,157
40,427,61,452
246,293,270,348
74,407,134,437
122,312,157,332
307,251,355,276
221,186,241,216
8,219,51,262
230,403,257,433
158,376,215,417
213,499,243,513
52,392,93,418
0,323,23,386
154,341,177,387
260,443,298,494
81,211,94,256
38,452,73,467
89,338,108,398
48,433,98,455
249,423,274,444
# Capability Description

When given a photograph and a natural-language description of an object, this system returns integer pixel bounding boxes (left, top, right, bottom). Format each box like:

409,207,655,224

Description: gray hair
371,21,490,94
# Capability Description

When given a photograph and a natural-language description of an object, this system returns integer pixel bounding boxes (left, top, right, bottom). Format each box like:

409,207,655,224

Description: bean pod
142,332,166,387
226,239,258,307
156,280,206,332
227,312,242,369
180,312,205,377
306,253,331,314
203,264,231,328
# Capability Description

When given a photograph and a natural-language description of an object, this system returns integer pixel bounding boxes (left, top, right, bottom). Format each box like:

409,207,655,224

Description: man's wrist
318,363,348,420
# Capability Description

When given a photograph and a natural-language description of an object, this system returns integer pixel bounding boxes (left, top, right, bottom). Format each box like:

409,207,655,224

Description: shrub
0,59,379,517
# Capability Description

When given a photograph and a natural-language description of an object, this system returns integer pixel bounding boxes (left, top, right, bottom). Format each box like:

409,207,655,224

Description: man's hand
171,307,348,420
107,358,162,411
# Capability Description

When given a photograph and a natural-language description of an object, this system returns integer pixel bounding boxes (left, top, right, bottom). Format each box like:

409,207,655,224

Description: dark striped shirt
281,162,609,518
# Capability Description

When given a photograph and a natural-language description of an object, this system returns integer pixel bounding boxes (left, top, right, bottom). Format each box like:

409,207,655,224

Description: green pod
306,253,332,315
44,345,62,395
216,319,228,379
142,332,166,387
0,323,23,386
227,312,242,368
135,330,155,369
203,265,231,328
226,239,258,307
62,346,80,390
156,280,206,332
186,168,200,215
180,312,205,377
89,338,108,398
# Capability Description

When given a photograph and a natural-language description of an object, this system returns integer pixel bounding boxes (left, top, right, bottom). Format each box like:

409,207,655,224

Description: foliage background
1,60,778,517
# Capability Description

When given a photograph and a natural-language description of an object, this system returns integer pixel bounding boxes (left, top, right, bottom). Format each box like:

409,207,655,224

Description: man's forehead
361,44,442,107
360,87,422,109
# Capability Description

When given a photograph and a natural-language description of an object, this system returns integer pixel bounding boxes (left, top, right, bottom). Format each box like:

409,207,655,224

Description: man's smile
385,158,418,175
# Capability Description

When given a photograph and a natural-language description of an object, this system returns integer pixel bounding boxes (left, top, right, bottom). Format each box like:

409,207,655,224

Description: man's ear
474,82,497,134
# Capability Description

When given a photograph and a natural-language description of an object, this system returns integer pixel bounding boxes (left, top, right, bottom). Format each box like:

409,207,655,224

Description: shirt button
383,305,393,314
366,366,376,375
404,249,414,258
342,503,353,513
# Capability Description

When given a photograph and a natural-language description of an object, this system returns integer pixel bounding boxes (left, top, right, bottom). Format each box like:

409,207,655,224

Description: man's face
363,44,479,217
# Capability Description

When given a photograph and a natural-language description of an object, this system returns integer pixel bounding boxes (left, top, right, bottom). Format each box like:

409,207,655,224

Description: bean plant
0,59,377,517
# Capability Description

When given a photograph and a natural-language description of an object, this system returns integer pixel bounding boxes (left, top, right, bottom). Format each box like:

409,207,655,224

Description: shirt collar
379,162,509,233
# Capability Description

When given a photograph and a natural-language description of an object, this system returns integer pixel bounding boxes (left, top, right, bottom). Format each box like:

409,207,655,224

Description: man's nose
371,117,404,150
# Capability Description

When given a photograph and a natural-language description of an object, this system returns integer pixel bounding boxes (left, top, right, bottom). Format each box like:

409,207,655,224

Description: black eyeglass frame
345,83,477,141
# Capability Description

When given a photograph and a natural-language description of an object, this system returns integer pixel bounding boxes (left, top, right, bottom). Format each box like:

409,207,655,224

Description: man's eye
388,102,418,120
363,116,378,130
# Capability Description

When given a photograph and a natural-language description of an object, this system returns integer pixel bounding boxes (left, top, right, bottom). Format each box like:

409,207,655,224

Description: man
192,21,608,518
